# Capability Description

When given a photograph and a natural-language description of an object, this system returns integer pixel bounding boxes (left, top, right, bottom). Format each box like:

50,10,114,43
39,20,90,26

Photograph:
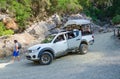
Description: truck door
67,31,81,50
52,34,68,56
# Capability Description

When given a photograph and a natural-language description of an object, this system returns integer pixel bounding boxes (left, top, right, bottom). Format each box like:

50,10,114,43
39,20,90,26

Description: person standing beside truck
12,40,21,62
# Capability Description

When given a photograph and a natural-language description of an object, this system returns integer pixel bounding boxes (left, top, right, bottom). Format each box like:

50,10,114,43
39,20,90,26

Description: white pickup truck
26,19,94,65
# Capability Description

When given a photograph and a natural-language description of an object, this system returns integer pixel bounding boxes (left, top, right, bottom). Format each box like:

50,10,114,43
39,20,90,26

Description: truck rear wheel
79,44,88,54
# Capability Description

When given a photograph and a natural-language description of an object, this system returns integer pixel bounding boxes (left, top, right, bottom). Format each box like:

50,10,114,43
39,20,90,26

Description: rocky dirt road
0,32,120,79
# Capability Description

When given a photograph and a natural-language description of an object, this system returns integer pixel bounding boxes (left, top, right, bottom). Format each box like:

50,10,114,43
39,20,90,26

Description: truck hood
28,43,51,50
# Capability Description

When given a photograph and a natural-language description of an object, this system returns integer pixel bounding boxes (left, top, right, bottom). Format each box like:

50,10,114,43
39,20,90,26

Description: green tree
56,0,83,14
82,0,113,21
31,0,51,19
10,0,31,30
112,15,120,24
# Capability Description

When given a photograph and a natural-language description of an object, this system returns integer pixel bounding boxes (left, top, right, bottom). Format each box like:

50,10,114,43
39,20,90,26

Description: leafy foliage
0,0,31,30
50,0,82,14
112,15,120,24
10,0,31,30
30,0,52,21
83,0,113,21
111,0,120,16
0,22,14,36
41,35,55,43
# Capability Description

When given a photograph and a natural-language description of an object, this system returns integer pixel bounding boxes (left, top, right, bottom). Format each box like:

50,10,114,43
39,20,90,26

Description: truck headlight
28,47,41,53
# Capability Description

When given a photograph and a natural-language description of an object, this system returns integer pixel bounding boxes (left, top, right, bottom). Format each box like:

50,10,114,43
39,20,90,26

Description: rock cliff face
0,14,18,32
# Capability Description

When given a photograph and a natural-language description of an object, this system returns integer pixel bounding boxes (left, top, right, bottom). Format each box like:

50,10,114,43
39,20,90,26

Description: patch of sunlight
81,52,105,64
0,61,12,69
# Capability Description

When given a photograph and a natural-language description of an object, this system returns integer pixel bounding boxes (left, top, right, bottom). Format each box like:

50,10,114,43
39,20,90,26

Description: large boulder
2,17,18,31
26,21,56,38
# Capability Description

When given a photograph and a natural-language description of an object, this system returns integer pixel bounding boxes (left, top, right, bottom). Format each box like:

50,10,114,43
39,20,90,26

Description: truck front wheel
79,44,88,54
39,51,53,65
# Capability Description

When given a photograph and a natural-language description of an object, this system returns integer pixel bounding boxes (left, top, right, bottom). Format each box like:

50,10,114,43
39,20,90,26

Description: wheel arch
80,40,88,45
78,40,88,54
38,48,55,58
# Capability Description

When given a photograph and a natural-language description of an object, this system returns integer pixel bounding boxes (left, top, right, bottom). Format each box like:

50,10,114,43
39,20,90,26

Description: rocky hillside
0,13,61,58
0,13,114,58
0,0,119,58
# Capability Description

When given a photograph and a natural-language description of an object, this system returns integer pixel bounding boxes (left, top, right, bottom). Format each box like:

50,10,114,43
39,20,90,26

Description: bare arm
16,43,19,51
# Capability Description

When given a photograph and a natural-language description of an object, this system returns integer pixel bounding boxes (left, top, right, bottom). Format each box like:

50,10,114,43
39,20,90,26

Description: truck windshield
41,35,55,43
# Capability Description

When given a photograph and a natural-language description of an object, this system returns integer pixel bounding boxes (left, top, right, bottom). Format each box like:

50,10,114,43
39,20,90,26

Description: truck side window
67,32,75,39
73,30,79,37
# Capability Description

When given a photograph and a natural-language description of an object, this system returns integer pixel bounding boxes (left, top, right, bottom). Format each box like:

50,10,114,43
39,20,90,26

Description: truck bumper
89,40,94,45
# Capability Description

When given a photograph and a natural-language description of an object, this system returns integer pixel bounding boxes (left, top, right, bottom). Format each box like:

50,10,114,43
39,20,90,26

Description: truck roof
51,30,75,36
64,19,91,27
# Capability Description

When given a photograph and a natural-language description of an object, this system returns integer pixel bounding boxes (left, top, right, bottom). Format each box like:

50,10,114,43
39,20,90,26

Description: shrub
0,22,14,36
10,0,31,30
112,15,120,24
50,0,83,14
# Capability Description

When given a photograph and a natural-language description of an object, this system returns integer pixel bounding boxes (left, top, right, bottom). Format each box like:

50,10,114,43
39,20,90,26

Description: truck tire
39,51,53,65
79,44,88,54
